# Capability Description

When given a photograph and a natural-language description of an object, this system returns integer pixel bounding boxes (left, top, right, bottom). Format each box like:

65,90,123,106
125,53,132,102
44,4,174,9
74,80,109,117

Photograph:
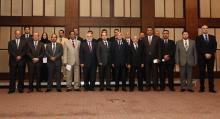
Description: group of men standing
7,25,217,93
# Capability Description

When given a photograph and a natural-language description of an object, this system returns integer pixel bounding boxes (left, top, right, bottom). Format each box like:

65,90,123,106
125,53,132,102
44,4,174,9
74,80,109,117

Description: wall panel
200,0,211,18
124,0,131,17
56,0,65,16
211,0,220,18
90,27,100,39
12,0,22,16
0,50,9,72
0,27,11,49
80,0,90,17
165,0,175,18
131,0,140,17
33,27,44,37
79,27,90,39
1,0,11,16
175,0,184,18
33,0,44,16
91,0,101,17
45,0,55,16
114,0,124,17
130,28,140,38
155,0,165,17
102,0,110,17
23,0,32,16
44,27,55,40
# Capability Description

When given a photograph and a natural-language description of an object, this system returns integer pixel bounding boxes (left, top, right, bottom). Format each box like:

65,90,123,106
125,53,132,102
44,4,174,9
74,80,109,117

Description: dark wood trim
0,16,65,26
154,18,185,27
185,0,198,40
141,0,155,31
79,17,141,27
199,18,220,28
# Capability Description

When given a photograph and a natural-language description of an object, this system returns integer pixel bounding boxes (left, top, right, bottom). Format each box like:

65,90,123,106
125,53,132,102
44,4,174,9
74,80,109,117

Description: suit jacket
196,34,217,63
8,38,27,66
27,41,45,63
111,39,129,65
21,34,33,42
128,41,143,66
63,39,81,65
57,37,68,46
76,36,83,42
80,40,97,67
175,39,197,67
46,42,63,66
160,39,175,64
141,35,161,63
96,40,111,66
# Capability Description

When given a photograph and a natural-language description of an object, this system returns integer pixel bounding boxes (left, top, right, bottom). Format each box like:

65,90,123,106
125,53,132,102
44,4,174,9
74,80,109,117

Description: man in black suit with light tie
141,27,161,91
127,36,144,91
111,32,129,91
196,25,217,93
159,30,175,91
21,26,33,42
97,32,112,91
8,30,26,93
45,34,63,92
27,32,44,93
80,32,97,91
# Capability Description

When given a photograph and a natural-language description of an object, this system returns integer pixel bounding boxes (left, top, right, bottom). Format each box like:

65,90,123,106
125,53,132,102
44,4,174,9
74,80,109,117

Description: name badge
43,57,47,63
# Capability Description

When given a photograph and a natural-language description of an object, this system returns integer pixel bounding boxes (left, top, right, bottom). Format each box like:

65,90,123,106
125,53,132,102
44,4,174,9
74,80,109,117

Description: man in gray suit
45,34,63,92
63,31,81,92
175,31,197,92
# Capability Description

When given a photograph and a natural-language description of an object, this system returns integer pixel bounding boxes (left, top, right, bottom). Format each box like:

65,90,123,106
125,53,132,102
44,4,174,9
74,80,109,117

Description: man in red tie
80,32,97,91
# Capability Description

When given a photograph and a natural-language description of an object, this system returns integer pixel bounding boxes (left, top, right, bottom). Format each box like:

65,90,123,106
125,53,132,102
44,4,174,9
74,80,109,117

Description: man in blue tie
196,25,217,93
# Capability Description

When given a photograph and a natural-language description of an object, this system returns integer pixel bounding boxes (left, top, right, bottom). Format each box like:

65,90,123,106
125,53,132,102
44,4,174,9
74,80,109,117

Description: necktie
148,36,152,45
16,39,19,49
25,34,29,38
104,41,108,47
88,42,92,51
184,40,189,51
205,35,209,42
72,40,75,48
34,41,37,50
52,43,56,55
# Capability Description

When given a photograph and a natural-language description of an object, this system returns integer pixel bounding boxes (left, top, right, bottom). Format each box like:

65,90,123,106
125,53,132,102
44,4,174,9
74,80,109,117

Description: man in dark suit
8,30,26,94
45,34,63,92
97,32,112,91
74,28,83,42
80,32,97,91
27,32,44,93
196,25,217,93
21,26,33,42
127,36,144,91
141,27,161,91
111,32,129,91
159,30,175,91
110,29,120,43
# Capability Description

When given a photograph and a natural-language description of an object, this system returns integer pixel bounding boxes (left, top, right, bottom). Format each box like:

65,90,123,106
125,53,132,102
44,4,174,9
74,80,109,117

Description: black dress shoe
138,88,143,91
66,89,72,92
122,88,127,91
188,89,194,92
57,89,62,92
45,89,51,92
199,89,205,93
18,90,24,93
27,89,33,93
106,88,112,91
115,87,119,91
129,88,134,92
153,88,160,91
169,88,175,92
36,89,43,92
100,88,104,91
180,89,186,92
74,89,81,91
209,90,216,93
8,90,15,94
90,88,95,91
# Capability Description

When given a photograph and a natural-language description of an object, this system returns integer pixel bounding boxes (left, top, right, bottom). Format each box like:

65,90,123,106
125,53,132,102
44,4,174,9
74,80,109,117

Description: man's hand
127,64,131,69
16,56,22,62
50,57,56,61
164,55,170,61
32,58,39,63
141,64,144,68
80,64,84,67
112,64,115,67
205,53,212,59
99,63,103,66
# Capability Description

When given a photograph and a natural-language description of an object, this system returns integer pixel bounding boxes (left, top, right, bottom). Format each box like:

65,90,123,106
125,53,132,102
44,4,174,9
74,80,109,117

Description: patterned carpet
0,81,220,119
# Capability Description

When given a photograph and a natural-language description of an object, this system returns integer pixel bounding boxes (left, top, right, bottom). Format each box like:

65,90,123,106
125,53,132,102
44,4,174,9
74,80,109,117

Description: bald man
8,30,27,93
27,32,45,92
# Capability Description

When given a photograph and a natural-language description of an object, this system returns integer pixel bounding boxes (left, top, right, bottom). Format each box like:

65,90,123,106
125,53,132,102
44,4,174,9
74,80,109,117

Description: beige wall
200,0,220,18
0,0,65,16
